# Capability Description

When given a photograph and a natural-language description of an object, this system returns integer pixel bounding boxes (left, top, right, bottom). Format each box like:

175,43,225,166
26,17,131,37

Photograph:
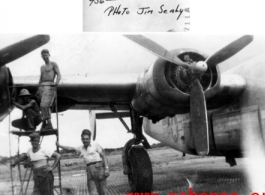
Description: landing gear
111,105,153,192
128,146,153,192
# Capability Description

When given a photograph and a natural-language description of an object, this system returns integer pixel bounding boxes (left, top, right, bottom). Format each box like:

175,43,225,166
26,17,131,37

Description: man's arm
44,152,61,173
53,62,61,86
99,150,110,177
56,142,77,151
11,153,28,167
13,100,35,111
38,66,43,85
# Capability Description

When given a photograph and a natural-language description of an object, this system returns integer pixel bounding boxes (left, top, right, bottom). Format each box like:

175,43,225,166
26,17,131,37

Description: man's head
29,132,40,148
81,129,91,147
19,89,31,102
41,49,50,62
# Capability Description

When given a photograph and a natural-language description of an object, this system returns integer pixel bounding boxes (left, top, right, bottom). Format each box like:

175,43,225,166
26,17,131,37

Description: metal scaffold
8,86,63,195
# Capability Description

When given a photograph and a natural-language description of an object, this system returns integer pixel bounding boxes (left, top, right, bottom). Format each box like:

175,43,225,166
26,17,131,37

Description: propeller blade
89,110,97,140
124,35,190,68
190,79,209,156
206,35,253,67
0,35,50,66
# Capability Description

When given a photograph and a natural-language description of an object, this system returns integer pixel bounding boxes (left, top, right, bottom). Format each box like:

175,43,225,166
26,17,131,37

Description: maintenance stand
9,90,63,195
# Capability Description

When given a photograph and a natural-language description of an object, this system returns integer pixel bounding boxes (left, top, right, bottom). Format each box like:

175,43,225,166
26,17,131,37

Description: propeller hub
192,61,208,74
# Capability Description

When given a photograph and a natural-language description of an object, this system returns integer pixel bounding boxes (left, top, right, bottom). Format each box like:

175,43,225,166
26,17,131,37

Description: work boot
43,122,53,130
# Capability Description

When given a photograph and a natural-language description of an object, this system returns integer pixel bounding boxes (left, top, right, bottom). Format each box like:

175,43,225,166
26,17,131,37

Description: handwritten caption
89,0,184,20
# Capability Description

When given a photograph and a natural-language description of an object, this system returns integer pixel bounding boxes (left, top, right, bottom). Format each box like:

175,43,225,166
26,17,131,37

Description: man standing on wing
57,129,109,195
11,132,61,195
38,49,61,130
12,89,42,131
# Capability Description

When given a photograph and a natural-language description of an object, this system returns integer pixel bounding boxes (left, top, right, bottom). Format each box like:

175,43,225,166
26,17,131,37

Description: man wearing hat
57,129,109,195
11,132,61,195
37,49,61,130
12,89,42,131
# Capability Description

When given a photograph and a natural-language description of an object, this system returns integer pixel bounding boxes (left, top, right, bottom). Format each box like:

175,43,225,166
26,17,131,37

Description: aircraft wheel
128,146,153,192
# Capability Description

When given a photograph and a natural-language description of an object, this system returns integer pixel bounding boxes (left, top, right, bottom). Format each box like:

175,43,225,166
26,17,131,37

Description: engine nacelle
0,66,15,121
206,74,246,109
132,49,220,121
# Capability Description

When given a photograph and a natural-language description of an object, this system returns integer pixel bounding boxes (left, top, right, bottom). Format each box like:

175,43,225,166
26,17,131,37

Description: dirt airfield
0,147,255,195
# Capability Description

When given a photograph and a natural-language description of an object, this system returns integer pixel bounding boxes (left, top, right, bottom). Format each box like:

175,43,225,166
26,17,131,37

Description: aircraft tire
128,146,153,192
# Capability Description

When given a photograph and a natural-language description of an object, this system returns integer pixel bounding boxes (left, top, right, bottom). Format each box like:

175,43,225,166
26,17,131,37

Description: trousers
12,109,42,131
38,82,56,120
86,162,108,195
31,165,54,195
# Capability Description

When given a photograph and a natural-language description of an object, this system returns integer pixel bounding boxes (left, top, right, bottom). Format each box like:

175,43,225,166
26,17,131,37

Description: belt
87,161,102,166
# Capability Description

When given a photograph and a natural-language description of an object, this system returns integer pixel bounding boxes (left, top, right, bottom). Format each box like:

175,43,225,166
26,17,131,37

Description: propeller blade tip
197,151,209,156
245,35,254,40
242,35,254,44
44,35,50,42
39,35,50,43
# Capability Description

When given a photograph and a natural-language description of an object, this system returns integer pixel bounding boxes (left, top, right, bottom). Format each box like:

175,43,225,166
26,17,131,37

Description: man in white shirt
57,129,109,195
11,132,61,195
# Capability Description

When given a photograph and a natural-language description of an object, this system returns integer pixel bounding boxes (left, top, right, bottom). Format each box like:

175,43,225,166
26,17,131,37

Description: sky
1,34,265,157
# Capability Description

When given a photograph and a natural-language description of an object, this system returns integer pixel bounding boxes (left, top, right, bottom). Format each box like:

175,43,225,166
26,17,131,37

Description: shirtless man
38,49,61,130
11,132,61,195
12,89,42,131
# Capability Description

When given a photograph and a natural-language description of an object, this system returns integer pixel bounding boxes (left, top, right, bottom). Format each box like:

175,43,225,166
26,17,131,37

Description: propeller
190,78,209,155
125,34,253,155
0,35,50,66
206,35,253,68
124,35,190,69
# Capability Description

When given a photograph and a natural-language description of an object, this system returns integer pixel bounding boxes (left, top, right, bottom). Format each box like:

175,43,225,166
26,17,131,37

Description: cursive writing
158,4,183,20
103,4,184,20
137,7,153,15
89,0,116,6
104,4,130,16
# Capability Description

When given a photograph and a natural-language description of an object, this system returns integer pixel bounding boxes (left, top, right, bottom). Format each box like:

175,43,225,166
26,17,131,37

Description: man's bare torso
41,62,56,83
32,159,49,169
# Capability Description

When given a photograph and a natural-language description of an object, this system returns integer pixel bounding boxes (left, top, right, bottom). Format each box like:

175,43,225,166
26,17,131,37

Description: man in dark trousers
11,132,61,195
12,89,42,131
57,129,109,195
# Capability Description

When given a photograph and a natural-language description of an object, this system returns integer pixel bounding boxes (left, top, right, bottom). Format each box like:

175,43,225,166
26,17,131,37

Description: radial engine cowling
132,49,220,121
0,66,15,121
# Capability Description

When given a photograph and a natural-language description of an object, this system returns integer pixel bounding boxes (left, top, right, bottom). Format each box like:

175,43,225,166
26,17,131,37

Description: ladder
10,89,63,195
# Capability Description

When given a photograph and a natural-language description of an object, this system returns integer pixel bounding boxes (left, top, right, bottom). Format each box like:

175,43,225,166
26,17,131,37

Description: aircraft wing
13,73,138,111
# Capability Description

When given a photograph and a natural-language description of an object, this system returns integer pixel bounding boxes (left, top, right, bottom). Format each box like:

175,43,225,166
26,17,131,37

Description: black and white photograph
1,34,265,195
1,0,265,195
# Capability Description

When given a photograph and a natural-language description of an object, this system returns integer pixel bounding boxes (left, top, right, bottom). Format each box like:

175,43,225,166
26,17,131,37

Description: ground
0,147,254,195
